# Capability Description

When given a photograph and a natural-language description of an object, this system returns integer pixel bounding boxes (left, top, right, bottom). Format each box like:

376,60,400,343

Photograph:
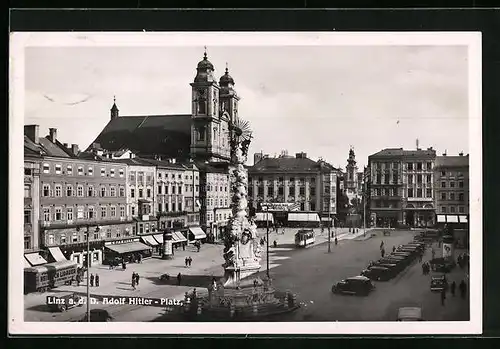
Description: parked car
397,307,423,321
429,258,456,273
79,309,114,322
47,292,83,312
331,276,375,296
361,266,396,281
430,276,448,292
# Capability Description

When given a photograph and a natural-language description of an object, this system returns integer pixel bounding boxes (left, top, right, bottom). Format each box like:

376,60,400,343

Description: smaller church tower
219,63,240,124
345,147,359,198
110,96,119,120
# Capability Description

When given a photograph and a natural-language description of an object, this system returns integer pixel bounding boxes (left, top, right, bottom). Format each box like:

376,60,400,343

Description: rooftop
369,148,437,159
434,155,469,168
248,156,340,173
87,114,192,159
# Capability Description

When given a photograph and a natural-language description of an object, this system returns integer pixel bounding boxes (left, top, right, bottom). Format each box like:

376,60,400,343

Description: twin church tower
104,49,241,164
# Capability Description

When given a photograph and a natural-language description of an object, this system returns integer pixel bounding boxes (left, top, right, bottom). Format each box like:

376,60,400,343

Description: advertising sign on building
442,242,454,260
162,232,173,259
261,202,300,212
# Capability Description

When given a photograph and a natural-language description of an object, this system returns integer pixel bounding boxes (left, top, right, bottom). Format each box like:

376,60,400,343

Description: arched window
197,126,206,141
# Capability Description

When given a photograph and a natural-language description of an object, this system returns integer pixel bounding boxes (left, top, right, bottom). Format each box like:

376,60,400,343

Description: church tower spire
110,95,119,120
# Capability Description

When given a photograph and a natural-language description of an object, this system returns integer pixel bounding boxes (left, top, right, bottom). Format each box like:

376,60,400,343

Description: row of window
46,229,131,245
41,183,125,198
157,203,183,213
407,188,433,198
156,184,199,195
439,192,466,201
158,172,198,181
441,181,465,188
441,206,466,213
42,205,126,221
128,172,154,184
250,177,317,184
250,187,322,196
42,163,125,177
205,198,229,208
206,212,231,222
373,188,404,197
130,187,153,199
439,171,465,178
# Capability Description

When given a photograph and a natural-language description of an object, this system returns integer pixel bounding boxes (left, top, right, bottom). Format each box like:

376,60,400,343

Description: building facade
24,126,135,267
24,159,41,252
434,154,469,222
248,152,340,225
368,147,436,228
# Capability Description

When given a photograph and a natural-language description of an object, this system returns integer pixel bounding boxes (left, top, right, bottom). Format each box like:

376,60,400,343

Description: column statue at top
222,117,262,287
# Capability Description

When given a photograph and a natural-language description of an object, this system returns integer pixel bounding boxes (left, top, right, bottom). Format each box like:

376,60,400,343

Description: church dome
219,67,235,86
197,52,214,70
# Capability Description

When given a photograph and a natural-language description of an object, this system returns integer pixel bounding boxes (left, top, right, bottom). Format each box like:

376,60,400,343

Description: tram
294,229,316,247
24,260,78,294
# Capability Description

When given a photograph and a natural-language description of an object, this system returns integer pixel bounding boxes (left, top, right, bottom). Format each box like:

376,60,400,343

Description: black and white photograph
9,32,482,335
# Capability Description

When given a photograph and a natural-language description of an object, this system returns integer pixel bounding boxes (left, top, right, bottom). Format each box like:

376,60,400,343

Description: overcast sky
25,45,469,169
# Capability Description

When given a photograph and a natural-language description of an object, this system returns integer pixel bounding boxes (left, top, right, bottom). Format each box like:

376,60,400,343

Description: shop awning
255,212,274,223
287,212,320,222
437,215,447,223
25,253,48,266
173,231,187,243
321,217,333,222
24,258,30,268
105,242,152,254
189,227,207,240
459,215,468,223
153,234,164,244
141,235,159,246
48,247,67,262
447,215,459,223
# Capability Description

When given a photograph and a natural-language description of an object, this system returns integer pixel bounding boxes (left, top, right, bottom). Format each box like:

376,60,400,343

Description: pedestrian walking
182,242,186,251
135,273,140,286
459,280,467,299
177,272,182,286
380,241,384,250
132,278,136,290
421,263,426,275
185,257,188,267
90,273,94,287
188,256,193,267
392,246,396,253
419,254,423,263
76,274,81,286
334,237,338,246
450,281,456,297
440,287,446,306
282,228,285,235
273,240,277,248
381,248,385,258
95,274,100,287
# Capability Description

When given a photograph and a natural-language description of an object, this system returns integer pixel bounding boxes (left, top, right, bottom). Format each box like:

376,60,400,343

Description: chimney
254,152,263,165
24,125,40,144
49,128,57,143
459,151,464,156
63,143,69,149
71,144,79,156
295,152,307,159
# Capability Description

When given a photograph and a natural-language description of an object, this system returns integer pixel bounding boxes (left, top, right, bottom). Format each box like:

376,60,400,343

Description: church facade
88,51,241,233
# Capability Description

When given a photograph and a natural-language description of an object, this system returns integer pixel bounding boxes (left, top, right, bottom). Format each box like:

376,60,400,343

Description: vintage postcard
9,31,482,335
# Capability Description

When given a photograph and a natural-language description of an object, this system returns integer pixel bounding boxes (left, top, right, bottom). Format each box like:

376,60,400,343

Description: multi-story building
111,158,157,235
138,159,200,230
248,152,341,225
24,125,136,267
24,133,41,254
434,153,469,225
368,147,436,228
197,164,231,239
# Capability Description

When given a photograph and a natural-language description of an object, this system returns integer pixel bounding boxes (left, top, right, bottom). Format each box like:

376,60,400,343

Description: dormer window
119,168,124,177
110,169,115,177
66,165,73,175
43,163,50,174
78,166,84,175
55,164,62,174
88,167,94,176
101,168,106,176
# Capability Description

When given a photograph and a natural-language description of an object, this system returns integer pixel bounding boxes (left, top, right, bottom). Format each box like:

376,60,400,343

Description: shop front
255,212,274,228
187,226,207,243
59,240,105,268
287,212,320,228
104,238,152,264
404,204,435,227
140,234,161,255
371,210,402,228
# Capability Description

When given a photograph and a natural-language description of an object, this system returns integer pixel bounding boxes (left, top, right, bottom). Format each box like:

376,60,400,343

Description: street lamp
327,205,331,253
85,225,100,322
362,181,366,237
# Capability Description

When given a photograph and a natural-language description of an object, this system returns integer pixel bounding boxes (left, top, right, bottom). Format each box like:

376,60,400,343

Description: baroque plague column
222,118,262,287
